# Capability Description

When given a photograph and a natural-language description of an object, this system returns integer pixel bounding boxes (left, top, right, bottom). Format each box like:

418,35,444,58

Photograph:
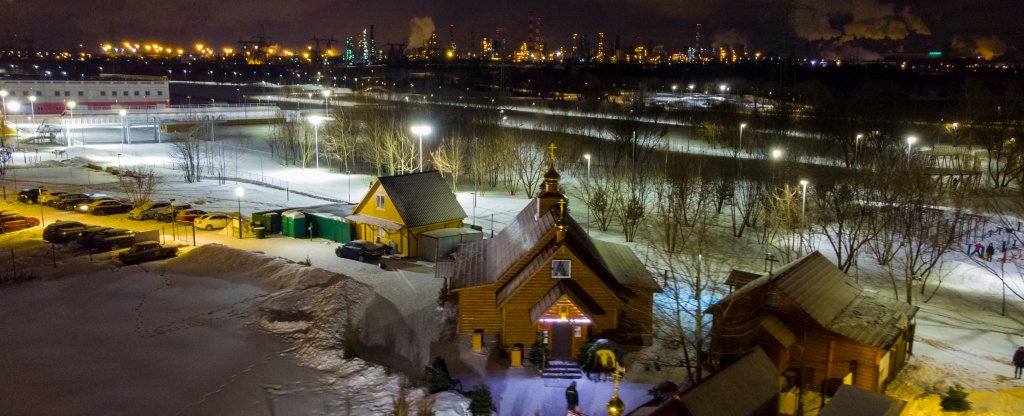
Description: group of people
971,242,998,261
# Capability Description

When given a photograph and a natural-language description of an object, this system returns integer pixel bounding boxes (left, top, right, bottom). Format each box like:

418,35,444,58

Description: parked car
0,215,40,233
76,226,112,247
155,203,193,222
194,213,232,231
128,201,171,221
16,188,45,204
38,191,68,206
89,200,133,216
43,220,89,243
56,194,91,210
119,242,178,264
75,195,115,213
91,229,136,252
335,240,386,262
50,193,86,208
174,209,208,223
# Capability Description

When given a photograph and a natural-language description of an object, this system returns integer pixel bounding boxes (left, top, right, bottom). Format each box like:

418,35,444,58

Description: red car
0,215,40,233
174,209,208,223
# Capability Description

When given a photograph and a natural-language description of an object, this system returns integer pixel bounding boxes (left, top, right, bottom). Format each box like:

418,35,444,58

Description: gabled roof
529,280,606,322
373,171,466,227
819,385,905,416
710,252,918,349
677,346,779,416
447,197,660,295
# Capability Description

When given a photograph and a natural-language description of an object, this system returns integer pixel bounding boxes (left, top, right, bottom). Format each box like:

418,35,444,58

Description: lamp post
37,185,45,225
738,123,747,157
27,96,36,122
6,100,20,136
322,89,331,115
118,109,128,150
308,115,331,169
66,101,76,147
410,124,432,172
770,148,784,184
906,136,917,159
235,186,244,239
584,153,592,234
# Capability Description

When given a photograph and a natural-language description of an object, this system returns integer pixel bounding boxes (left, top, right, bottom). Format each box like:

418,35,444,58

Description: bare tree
431,136,468,192
323,108,360,173
811,179,880,273
117,165,161,206
168,126,206,183
515,141,546,197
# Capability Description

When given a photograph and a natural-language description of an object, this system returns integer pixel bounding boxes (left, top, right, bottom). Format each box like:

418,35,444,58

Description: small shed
307,205,357,243
418,227,484,262
252,211,281,234
281,210,308,238
819,384,906,416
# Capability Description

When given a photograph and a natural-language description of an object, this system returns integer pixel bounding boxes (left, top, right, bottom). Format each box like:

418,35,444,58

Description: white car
194,213,232,231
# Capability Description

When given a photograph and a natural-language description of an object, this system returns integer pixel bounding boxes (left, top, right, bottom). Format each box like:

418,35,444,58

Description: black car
17,188,45,204
56,194,91,210
90,200,133,216
335,240,386,262
91,229,136,252
76,226,112,247
43,221,89,243
119,242,178,264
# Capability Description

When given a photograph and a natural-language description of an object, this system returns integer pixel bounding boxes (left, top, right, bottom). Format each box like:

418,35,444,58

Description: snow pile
887,356,1024,415
159,244,466,414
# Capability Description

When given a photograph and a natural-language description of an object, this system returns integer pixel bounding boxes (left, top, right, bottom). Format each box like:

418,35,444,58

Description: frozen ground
2,128,1023,414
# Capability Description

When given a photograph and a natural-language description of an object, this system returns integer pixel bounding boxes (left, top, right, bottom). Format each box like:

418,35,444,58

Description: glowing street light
738,123,747,157
6,100,20,135
906,136,918,157
27,96,36,122
410,124,432,172
235,186,245,239
771,148,784,160
321,89,331,115
308,115,330,169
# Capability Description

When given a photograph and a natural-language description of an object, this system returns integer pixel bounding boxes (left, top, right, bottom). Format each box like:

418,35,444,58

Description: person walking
565,381,580,411
1014,347,1024,379
987,243,996,261
974,242,984,257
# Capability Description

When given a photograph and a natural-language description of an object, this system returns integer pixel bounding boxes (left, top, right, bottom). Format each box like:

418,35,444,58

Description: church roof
447,197,659,294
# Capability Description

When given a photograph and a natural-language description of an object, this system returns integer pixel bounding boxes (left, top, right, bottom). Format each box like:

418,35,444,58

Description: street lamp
118,109,128,149
27,96,36,122
906,136,917,158
321,89,331,115
308,115,329,169
771,148,784,160
235,186,244,239
584,153,592,234
66,101,76,147
800,179,809,254
0,90,7,142
410,124,432,172
738,123,747,157
6,100,20,135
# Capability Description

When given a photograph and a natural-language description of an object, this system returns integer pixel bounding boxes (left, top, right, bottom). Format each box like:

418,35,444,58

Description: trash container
254,227,266,239
510,344,523,367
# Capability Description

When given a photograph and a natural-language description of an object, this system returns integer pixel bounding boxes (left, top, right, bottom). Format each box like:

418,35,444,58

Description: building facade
0,79,170,115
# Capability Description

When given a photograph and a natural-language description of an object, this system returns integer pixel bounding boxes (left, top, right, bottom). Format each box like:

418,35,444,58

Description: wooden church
441,147,660,361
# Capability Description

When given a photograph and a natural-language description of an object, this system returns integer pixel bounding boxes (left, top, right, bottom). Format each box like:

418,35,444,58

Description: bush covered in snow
940,384,972,412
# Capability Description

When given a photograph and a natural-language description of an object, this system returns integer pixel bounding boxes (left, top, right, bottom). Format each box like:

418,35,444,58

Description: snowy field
2,121,1023,415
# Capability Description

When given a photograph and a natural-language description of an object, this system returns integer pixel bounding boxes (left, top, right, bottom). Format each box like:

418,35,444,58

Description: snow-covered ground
2,122,1023,415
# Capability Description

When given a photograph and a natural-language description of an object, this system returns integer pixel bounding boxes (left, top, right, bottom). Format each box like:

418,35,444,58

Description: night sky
1,0,1019,59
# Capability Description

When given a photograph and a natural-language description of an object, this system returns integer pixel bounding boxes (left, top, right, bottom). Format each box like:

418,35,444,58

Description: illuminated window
574,326,582,338
375,195,385,209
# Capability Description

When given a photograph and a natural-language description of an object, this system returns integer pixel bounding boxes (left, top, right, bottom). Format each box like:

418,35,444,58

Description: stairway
542,360,584,379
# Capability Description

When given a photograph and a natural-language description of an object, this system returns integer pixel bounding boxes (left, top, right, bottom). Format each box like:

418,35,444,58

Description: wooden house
346,171,466,257
629,346,780,416
707,252,918,393
441,159,660,360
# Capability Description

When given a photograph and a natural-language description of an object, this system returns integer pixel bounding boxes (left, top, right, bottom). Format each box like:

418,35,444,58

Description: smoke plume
952,35,1008,60
711,30,748,49
790,0,930,43
407,17,435,49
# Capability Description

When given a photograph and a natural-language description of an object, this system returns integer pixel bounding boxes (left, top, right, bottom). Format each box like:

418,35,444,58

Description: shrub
940,384,972,412
424,366,452,393
528,337,546,367
466,384,496,415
